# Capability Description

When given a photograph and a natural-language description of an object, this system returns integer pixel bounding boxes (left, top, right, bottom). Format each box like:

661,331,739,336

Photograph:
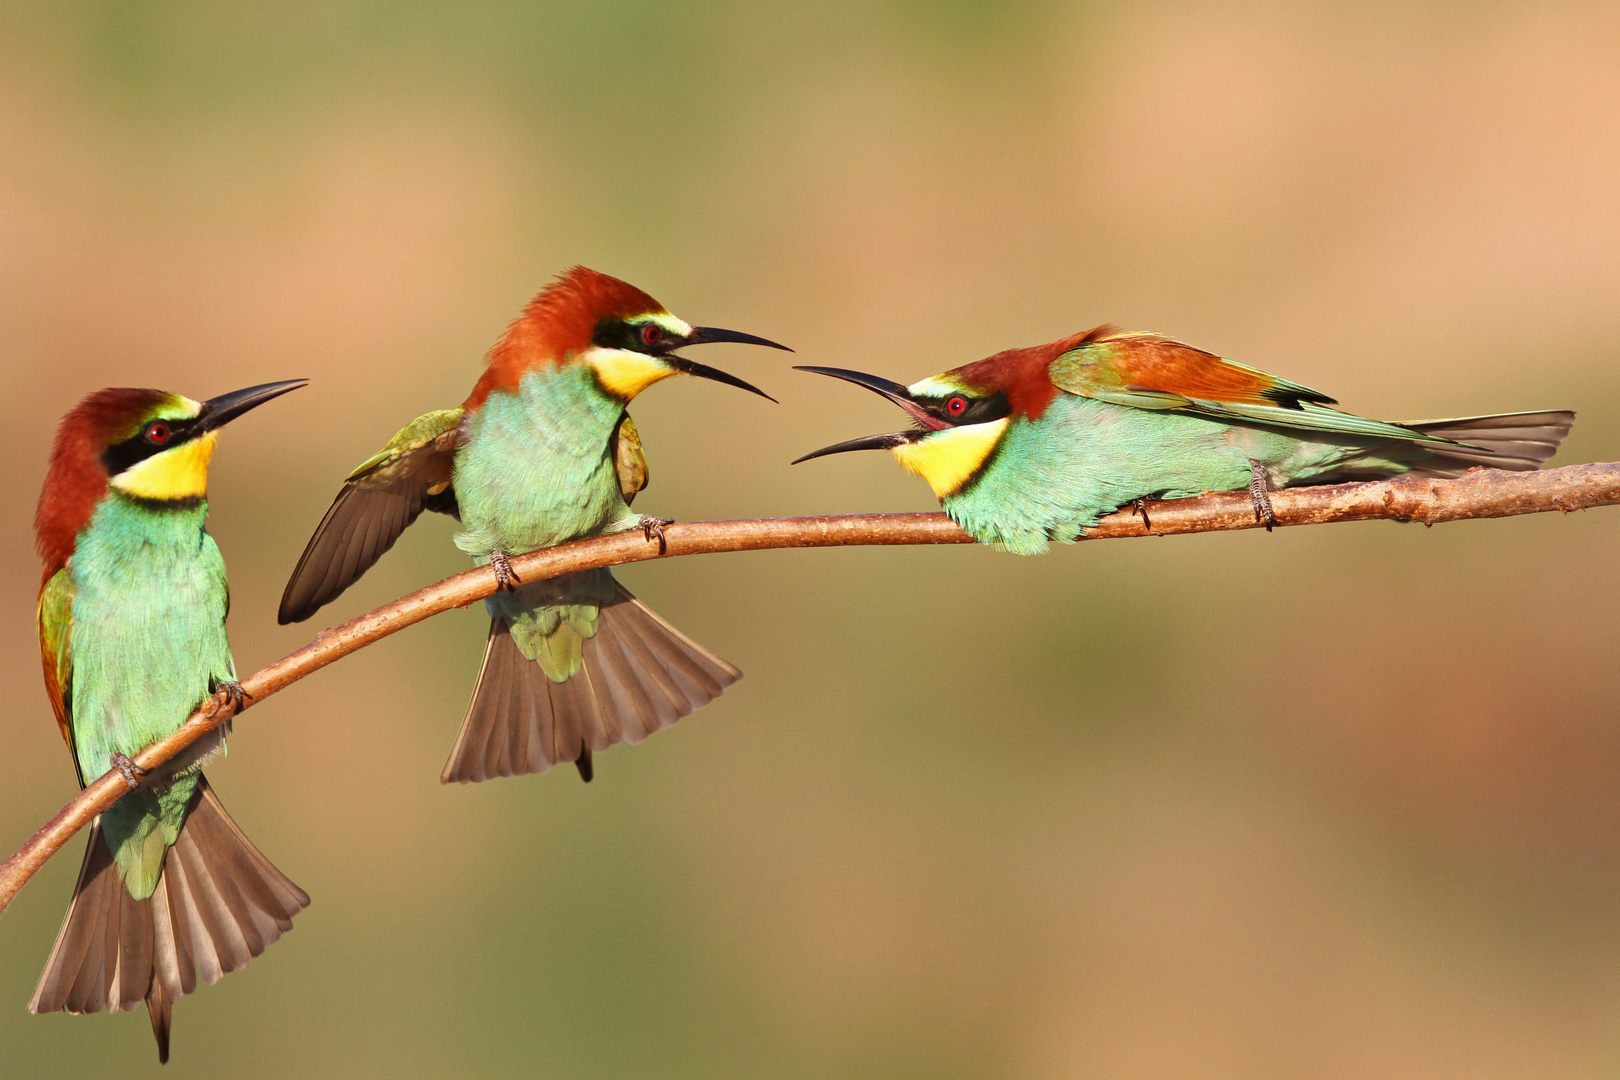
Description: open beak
669,326,792,404
789,365,936,464
198,379,308,433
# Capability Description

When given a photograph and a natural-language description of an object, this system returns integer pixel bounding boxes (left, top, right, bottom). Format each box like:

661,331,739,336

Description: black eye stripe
101,417,198,477
922,391,1011,426
593,318,675,355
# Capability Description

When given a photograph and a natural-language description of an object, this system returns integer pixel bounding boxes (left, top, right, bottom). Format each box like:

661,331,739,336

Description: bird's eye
640,325,662,347
945,396,969,416
145,423,171,444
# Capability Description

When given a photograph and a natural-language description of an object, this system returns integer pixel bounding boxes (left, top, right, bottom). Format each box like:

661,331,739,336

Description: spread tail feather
442,584,741,783
29,776,309,1064
1402,410,1576,477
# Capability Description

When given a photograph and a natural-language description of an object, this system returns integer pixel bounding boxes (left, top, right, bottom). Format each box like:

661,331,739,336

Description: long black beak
790,366,935,465
671,358,778,403
198,380,308,432
669,326,789,404
791,431,916,464
687,326,794,352
794,366,914,406
793,364,945,427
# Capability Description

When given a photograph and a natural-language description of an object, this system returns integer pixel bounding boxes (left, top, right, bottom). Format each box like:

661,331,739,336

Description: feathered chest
65,495,233,766
452,367,631,552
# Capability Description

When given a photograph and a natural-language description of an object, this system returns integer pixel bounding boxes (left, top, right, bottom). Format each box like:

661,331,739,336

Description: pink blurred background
3,2,1619,1076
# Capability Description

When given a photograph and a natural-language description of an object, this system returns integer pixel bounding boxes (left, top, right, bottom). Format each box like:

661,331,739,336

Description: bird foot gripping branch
211,679,251,717
1247,459,1279,531
489,550,522,591
109,753,149,790
639,515,674,554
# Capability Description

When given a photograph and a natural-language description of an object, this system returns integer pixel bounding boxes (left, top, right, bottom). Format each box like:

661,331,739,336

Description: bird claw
110,753,149,790
211,679,250,715
490,550,521,591
1132,497,1153,532
640,516,674,555
1248,459,1278,532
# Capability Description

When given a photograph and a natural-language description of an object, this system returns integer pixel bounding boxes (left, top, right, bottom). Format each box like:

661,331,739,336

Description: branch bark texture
3,460,1617,913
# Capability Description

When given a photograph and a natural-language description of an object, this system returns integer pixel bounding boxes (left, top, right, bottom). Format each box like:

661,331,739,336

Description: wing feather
1050,331,1455,444
37,569,80,785
278,409,463,624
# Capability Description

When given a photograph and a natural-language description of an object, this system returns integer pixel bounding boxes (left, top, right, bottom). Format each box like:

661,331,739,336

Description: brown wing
1050,328,1338,411
278,409,463,625
1049,328,1456,444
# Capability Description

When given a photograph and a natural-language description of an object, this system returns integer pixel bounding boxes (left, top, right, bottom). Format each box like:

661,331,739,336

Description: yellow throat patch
586,346,678,401
891,418,1009,498
111,431,218,502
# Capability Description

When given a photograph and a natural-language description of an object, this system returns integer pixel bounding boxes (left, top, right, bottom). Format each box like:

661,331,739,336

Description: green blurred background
4,1,1620,1076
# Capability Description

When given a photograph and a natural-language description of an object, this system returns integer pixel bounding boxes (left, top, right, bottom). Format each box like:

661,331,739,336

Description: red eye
641,325,662,346
946,396,969,416
145,423,170,444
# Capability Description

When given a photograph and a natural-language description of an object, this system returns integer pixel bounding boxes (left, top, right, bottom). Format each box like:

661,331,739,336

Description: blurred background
3,1,1620,1076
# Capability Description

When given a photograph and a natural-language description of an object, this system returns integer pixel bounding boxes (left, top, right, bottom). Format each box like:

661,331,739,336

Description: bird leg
110,753,149,790
575,747,594,783
211,678,251,716
490,550,522,591
1247,459,1278,531
1132,498,1153,532
639,515,674,555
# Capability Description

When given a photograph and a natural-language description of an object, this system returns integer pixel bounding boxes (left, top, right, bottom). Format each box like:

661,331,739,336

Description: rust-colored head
790,328,1110,499
463,266,787,409
466,267,663,409
940,328,1102,421
35,381,306,581
36,389,179,581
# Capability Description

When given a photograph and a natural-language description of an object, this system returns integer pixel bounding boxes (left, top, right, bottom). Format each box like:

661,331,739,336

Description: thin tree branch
3,460,1618,913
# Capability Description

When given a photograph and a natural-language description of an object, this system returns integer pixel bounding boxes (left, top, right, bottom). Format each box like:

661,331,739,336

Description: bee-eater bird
795,326,1574,553
30,380,310,1063
278,266,789,784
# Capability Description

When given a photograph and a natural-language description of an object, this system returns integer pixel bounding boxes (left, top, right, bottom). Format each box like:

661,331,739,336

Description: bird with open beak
280,266,791,783
795,325,1574,554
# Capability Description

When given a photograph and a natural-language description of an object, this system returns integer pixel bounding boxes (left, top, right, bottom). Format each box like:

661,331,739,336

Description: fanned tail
29,776,309,1064
442,583,741,784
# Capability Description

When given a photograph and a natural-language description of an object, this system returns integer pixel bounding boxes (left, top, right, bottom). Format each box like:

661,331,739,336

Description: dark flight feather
279,414,461,624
